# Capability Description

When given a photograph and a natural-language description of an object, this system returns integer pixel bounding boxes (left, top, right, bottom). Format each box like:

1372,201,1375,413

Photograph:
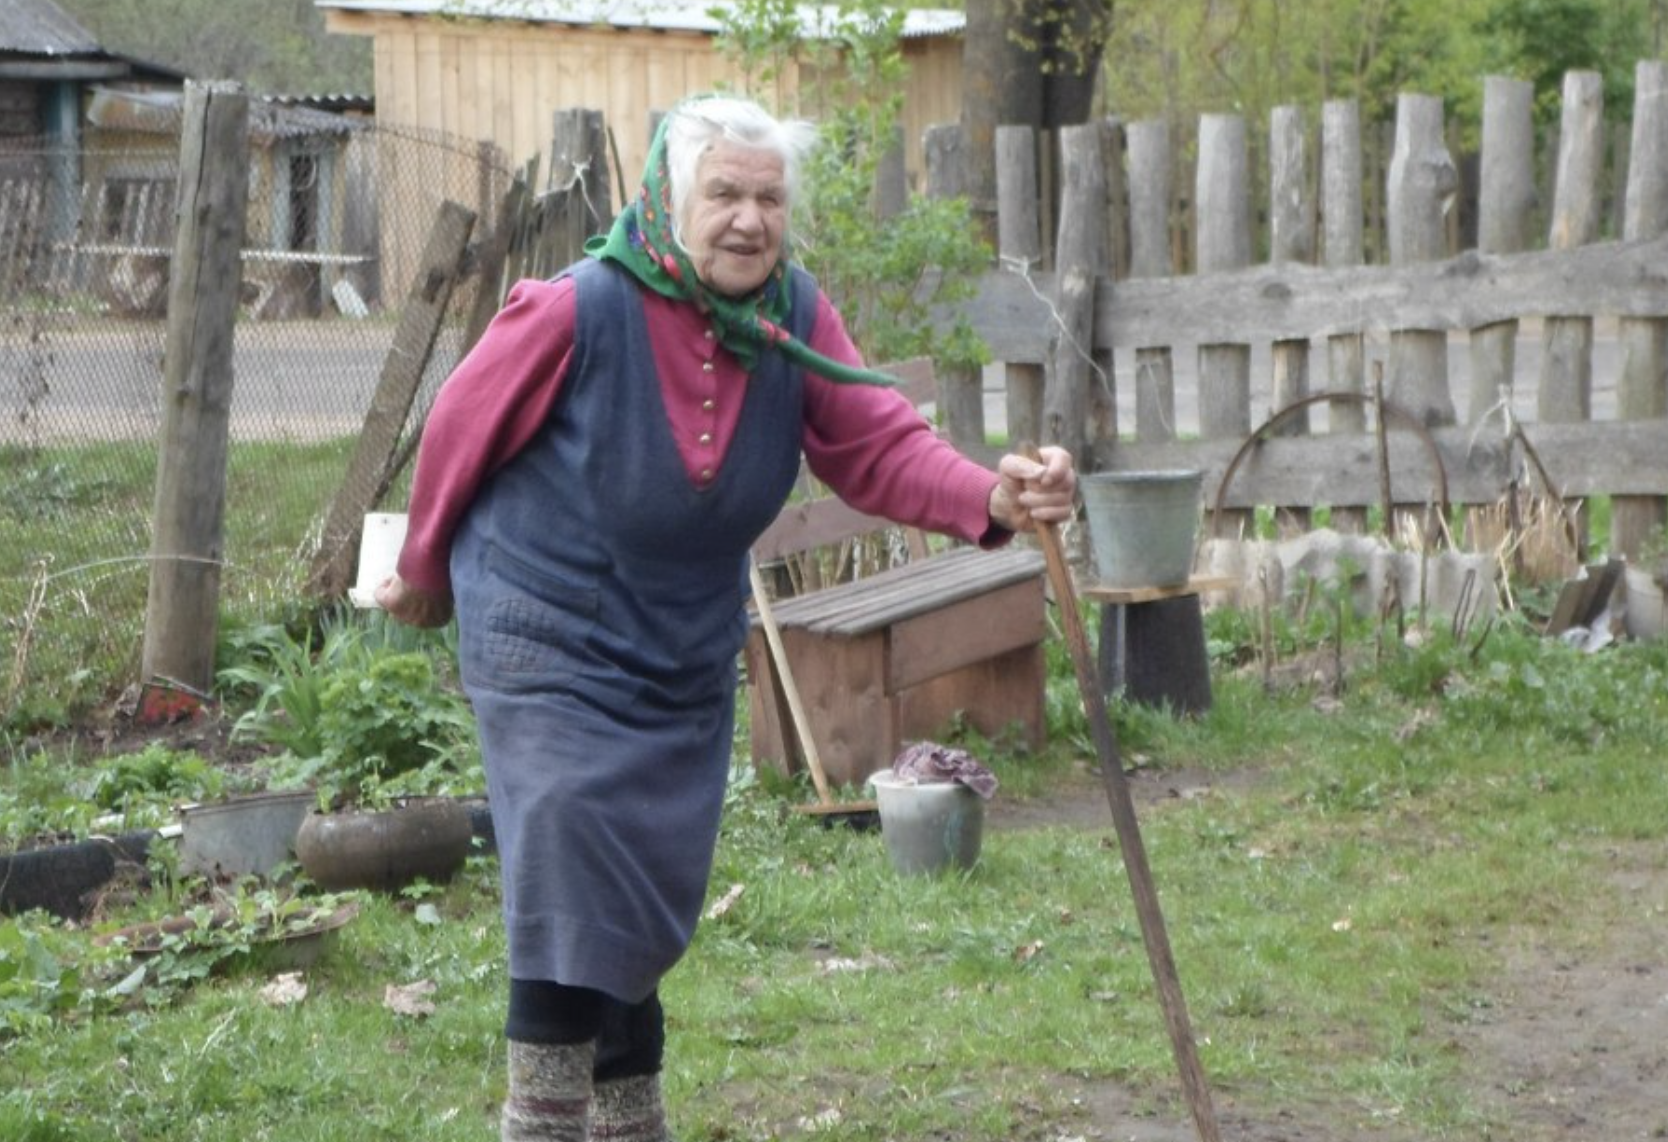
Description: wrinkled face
680,141,788,297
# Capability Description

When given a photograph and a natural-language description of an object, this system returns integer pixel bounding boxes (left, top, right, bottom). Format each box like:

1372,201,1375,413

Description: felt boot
500,1039,594,1141
589,1072,671,1142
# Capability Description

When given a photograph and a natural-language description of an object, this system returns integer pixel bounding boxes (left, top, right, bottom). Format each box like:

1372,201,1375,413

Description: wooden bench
743,360,1050,788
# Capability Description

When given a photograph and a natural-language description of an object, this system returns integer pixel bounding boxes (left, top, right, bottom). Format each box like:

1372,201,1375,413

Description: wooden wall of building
0,79,43,140
900,35,961,168
328,10,962,207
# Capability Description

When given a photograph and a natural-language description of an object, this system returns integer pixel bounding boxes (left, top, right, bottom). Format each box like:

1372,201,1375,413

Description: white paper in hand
348,512,408,608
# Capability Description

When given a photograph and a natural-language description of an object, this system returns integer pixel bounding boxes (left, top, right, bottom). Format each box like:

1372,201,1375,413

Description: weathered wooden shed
78,87,374,317
0,0,183,239
316,0,965,204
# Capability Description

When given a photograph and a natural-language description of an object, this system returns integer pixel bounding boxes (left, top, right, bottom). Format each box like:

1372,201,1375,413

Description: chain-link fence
2,115,513,725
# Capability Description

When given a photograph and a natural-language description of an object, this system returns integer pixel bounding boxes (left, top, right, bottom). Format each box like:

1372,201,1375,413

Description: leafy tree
1479,0,1657,124
714,0,991,371
51,0,371,94
962,0,1111,233
1098,0,1491,132
1349,0,1496,133
1094,0,1662,137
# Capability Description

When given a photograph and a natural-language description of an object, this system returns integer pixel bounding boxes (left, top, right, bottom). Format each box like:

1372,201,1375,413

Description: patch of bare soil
986,764,1668,1142
1452,847,1668,1142
23,690,275,784
986,759,1263,831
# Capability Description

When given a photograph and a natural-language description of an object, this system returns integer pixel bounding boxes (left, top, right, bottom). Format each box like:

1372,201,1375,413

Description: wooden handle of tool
748,555,835,806
1019,445,1222,1142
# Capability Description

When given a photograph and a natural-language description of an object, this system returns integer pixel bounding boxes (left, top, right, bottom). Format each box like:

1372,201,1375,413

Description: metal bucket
868,772,984,876
1081,469,1203,589
178,790,315,880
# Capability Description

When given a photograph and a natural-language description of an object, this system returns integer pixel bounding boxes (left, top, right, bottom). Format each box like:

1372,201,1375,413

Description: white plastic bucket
348,512,408,608
868,772,985,876
1625,565,1667,640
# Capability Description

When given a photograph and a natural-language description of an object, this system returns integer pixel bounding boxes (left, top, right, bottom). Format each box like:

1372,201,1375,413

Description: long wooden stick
1030,510,1222,1142
748,554,834,806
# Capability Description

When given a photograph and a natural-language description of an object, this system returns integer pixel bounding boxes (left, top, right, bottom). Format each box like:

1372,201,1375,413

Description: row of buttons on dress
698,326,718,483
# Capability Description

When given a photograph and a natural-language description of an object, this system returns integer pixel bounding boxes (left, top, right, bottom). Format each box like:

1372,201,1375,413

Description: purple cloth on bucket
890,741,999,800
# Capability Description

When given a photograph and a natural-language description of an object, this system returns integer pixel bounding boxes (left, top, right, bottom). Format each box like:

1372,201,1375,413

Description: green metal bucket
1081,469,1203,589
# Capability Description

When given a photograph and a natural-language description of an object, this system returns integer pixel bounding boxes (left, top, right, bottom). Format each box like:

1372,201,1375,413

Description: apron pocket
463,552,599,694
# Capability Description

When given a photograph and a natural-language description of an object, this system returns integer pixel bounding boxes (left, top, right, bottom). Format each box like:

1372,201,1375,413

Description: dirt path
987,765,1668,1142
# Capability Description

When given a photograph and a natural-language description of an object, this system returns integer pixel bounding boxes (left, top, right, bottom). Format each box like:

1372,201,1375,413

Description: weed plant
220,609,480,809
0,743,251,849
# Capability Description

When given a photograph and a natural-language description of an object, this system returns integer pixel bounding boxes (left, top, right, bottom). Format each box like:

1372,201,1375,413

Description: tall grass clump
218,607,480,808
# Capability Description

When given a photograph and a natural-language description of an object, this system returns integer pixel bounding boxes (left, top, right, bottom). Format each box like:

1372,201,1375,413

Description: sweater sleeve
396,278,578,596
798,292,1004,546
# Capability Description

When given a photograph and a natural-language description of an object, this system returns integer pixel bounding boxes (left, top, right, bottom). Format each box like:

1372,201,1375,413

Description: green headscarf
585,98,894,387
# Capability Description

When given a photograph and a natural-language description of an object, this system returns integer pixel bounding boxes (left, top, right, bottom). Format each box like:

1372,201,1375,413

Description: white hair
663,97,817,238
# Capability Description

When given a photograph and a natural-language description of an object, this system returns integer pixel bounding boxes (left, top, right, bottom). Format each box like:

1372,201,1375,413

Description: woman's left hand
988,446,1077,533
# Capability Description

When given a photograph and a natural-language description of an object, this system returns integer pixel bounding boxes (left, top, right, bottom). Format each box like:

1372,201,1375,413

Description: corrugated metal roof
0,0,103,55
267,92,377,114
316,0,964,38
87,86,367,142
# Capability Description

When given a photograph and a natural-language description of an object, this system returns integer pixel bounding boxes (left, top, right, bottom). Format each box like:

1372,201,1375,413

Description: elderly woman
376,95,1076,1140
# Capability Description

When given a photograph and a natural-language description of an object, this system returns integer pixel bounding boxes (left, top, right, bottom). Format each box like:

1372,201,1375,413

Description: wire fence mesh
2,117,512,725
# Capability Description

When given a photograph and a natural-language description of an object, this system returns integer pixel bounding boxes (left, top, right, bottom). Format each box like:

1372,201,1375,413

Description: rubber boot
500,1039,594,1141
589,1072,671,1142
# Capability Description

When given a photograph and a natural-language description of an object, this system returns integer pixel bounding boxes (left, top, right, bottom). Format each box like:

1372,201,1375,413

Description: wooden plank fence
484,68,1665,557
937,61,1668,559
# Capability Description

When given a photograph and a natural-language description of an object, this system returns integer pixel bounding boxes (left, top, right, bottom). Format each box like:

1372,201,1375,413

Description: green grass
4,616,1667,1139
6,443,1668,1138
1,438,355,727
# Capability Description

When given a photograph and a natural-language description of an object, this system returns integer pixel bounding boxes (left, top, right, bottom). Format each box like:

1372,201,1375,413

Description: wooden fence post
1613,60,1668,558
1196,113,1253,536
1386,93,1458,428
924,123,986,449
306,200,478,599
1126,118,1174,280
1538,71,1604,426
1091,117,1124,449
1269,104,1316,266
1269,104,1315,437
996,125,1045,447
875,125,908,222
1322,98,1369,532
1045,123,1108,466
1538,71,1605,553
1102,115,1130,282
1126,118,1177,443
461,160,534,353
140,81,250,697
924,122,968,199
1268,105,1315,529
1462,76,1538,554
1468,77,1536,426
542,108,610,274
